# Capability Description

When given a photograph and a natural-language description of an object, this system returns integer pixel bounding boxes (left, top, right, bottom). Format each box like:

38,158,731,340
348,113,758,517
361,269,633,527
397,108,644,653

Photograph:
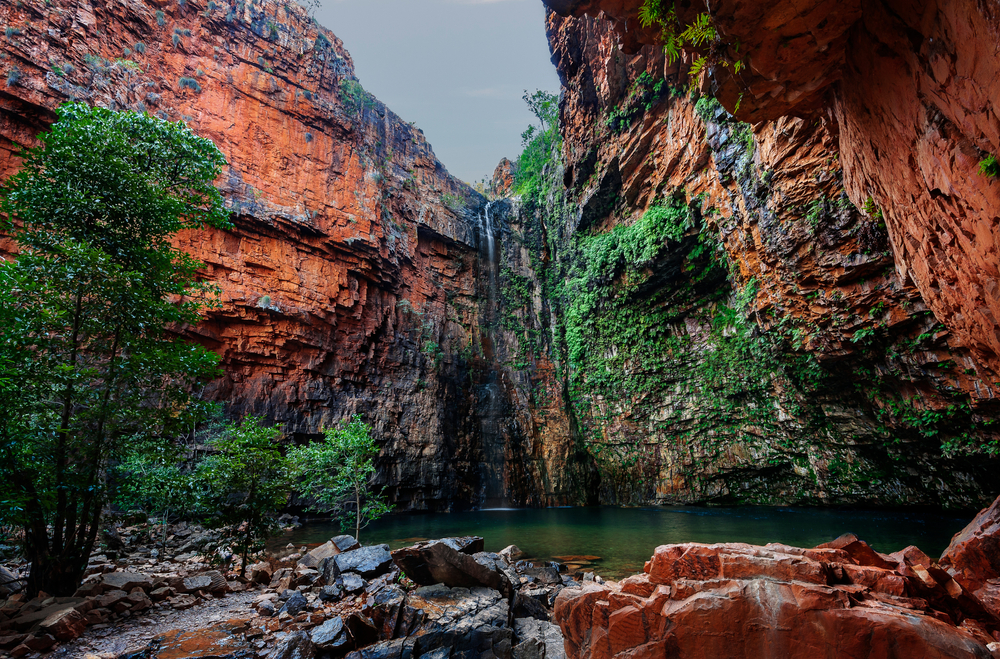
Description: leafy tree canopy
288,415,390,540
0,103,230,596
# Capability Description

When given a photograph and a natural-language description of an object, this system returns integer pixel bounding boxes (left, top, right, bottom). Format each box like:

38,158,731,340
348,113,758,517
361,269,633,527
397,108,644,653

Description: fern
680,13,715,47
689,56,708,81
637,0,662,28
979,154,1000,179
663,33,682,63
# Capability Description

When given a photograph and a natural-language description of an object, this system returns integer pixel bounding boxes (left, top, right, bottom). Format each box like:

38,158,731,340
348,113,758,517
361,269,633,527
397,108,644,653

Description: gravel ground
48,590,258,658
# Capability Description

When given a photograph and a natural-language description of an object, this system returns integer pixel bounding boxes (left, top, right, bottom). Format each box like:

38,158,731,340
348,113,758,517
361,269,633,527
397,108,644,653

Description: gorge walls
482,8,1000,508
0,0,591,511
1,0,999,511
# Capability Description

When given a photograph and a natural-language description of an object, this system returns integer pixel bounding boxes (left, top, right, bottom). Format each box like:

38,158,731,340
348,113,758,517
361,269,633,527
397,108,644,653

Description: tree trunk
355,483,361,541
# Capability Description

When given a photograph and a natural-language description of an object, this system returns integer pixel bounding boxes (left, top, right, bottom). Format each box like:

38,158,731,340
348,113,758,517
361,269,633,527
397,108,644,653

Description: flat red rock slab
143,619,254,659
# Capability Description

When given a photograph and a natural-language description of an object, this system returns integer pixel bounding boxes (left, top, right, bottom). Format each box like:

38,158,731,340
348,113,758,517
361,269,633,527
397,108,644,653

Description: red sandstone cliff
0,0,520,510
543,0,1000,393
490,9,1000,507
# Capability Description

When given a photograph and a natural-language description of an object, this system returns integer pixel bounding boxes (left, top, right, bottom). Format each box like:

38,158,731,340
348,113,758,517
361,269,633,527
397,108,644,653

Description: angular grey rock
0,566,24,596
280,591,308,616
180,574,213,593
335,544,393,578
520,565,561,585
341,572,367,593
332,535,362,553
345,638,416,659
299,541,337,569
319,583,343,602
514,618,565,659
392,542,512,597
318,555,341,586
257,600,276,617
100,572,153,592
270,630,316,659
513,638,545,659
513,593,549,621
499,545,526,564
311,616,348,648
202,570,229,593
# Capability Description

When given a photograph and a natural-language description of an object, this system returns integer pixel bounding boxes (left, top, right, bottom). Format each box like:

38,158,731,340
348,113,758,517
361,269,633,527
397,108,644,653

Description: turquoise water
276,506,971,579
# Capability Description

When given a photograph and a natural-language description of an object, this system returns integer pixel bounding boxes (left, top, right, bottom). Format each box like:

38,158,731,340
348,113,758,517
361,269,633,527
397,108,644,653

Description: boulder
345,612,379,647
312,617,350,649
392,541,513,597
0,567,24,596
319,584,343,602
37,608,86,642
500,545,526,564
100,572,153,593
180,574,214,593
7,599,90,632
270,631,316,659
941,494,1000,608
336,545,394,578
97,590,129,609
202,570,230,593
341,573,367,593
280,591,308,616
22,634,56,652
317,555,341,585
555,541,1000,659
514,617,565,659
332,535,362,553
299,541,338,569
247,561,273,585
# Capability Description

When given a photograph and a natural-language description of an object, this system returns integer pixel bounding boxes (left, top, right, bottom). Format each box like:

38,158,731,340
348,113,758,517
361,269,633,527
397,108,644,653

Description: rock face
2,0,1000,509
540,0,1000,395
473,8,1000,506
942,496,1000,618
554,537,1000,659
0,0,590,510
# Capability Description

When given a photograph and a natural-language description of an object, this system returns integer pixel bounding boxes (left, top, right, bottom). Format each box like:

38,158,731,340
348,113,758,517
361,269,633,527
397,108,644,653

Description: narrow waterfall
475,200,509,508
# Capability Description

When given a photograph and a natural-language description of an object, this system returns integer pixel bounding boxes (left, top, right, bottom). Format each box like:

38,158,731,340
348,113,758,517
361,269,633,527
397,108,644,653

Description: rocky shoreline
1,497,999,658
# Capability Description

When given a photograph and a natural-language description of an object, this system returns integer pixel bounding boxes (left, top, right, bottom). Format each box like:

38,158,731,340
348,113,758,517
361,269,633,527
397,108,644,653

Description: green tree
197,417,291,576
288,415,390,540
0,103,230,596
112,440,211,549
515,90,560,195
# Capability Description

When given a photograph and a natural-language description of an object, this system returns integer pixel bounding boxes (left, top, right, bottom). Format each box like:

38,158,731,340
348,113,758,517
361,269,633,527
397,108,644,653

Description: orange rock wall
519,11,1000,507
0,0,585,510
543,0,1000,391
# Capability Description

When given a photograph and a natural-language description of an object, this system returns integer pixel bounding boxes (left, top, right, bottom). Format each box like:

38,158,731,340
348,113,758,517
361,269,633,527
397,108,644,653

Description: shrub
135,41,146,54
178,76,201,92
979,154,1000,179
339,79,374,115
6,66,21,87
287,415,390,540
155,10,165,26
196,418,290,576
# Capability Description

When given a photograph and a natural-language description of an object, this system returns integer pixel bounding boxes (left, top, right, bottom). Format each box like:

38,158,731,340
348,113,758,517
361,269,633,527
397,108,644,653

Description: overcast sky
313,0,561,185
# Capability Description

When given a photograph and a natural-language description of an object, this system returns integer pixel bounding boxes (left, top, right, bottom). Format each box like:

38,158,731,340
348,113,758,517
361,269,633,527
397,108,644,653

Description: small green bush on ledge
979,154,1000,179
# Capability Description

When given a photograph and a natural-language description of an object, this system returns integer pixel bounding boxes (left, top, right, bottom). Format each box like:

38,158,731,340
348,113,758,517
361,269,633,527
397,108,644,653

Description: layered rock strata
542,0,1000,394
0,0,588,509
553,496,1000,659
482,10,1000,506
